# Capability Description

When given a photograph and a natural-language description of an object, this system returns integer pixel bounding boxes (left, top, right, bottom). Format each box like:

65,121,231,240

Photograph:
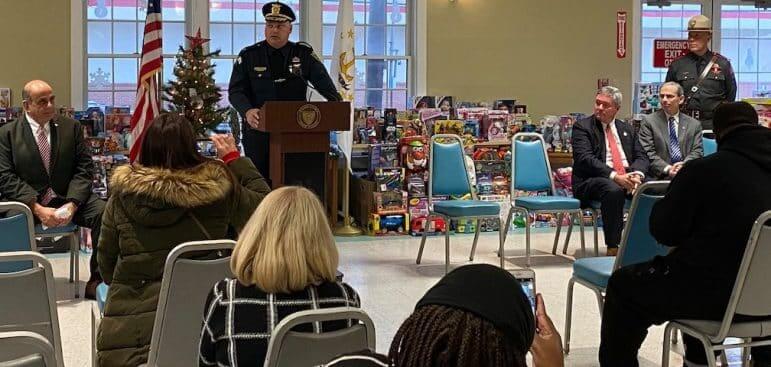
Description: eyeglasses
26,95,56,107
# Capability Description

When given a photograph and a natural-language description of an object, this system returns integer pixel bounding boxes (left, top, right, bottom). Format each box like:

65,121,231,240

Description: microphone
289,63,339,102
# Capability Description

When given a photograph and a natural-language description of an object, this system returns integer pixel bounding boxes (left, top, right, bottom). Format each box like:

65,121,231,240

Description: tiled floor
47,227,725,366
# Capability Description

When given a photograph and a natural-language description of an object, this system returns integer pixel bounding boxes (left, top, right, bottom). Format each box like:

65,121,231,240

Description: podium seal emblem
297,104,321,129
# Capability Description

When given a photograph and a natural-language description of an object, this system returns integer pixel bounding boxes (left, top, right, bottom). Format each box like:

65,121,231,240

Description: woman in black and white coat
198,186,360,367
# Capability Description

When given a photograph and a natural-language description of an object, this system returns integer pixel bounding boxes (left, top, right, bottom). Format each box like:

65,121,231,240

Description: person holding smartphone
389,264,564,367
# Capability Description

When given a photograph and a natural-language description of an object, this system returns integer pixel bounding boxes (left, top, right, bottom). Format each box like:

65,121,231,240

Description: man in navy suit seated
571,86,649,256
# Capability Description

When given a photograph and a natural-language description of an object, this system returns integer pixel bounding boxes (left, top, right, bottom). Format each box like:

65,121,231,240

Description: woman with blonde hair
198,186,360,367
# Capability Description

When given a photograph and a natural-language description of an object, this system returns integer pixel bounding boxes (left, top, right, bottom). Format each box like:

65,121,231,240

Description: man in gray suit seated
639,82,703,179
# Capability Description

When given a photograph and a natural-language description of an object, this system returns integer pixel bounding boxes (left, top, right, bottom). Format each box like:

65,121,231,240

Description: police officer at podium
666,15,736,130
228,1,341,180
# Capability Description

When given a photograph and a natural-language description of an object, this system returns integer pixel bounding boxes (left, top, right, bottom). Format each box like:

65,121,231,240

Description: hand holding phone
530,294,565,367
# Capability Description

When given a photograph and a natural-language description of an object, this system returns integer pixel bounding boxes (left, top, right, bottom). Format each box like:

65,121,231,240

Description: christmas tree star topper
185,28,210,50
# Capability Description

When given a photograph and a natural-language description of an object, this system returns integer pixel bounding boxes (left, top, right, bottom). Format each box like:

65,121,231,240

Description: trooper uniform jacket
665,50,736,130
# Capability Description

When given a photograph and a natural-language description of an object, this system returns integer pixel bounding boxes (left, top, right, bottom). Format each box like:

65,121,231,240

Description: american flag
129,0,162,162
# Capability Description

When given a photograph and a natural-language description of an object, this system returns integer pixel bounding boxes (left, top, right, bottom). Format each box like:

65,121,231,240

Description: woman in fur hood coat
95,114,271,367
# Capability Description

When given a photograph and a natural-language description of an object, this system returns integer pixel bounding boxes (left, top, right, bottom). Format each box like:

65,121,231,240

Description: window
209,0,302,107
322,0,410,110
639,2,703,83
719,4,771,98
86,0,185,109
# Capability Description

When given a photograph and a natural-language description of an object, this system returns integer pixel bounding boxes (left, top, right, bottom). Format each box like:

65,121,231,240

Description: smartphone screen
511,269,536,313
519,278,536,313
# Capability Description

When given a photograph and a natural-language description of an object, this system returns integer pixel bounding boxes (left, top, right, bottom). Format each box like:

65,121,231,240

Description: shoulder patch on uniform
297,41,314,50
298,42,322,62
240,41,264,54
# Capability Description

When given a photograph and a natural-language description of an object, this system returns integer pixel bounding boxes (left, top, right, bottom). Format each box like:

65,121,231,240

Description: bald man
0,80,104,299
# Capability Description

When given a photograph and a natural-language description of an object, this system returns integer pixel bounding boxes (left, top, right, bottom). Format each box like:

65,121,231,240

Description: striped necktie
668,116,683,164
35,126,56,205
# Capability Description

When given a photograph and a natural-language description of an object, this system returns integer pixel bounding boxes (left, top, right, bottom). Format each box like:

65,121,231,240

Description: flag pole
331,0,361,236
334,155,362,236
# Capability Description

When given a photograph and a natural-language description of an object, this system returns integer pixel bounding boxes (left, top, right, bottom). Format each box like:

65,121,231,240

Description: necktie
36,126,56,205
668,116,683,164
270,49,285,79
605,124,626,175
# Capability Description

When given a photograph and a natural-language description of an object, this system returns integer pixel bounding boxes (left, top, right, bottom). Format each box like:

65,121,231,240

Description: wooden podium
258,101,351,221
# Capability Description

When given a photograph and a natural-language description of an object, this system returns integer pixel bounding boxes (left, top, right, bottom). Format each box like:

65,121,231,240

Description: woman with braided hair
389,264,564,367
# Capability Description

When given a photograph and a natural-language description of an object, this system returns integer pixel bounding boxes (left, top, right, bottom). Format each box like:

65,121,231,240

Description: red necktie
36,127,56,205
605,124,626,175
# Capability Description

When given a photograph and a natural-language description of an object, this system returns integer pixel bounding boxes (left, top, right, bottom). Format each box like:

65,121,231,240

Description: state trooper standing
666,15,737,130
228,1,341,181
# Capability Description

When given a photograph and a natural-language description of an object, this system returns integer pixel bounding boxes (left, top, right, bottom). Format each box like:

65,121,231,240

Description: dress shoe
606,247,619,256
85,279,101,300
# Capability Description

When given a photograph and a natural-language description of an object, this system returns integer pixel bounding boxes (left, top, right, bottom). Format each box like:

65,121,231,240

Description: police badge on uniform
289,56,302,75
710,63,722,75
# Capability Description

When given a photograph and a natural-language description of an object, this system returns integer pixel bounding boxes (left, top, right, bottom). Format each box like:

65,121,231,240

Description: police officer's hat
686,15,712,33
263,2,296,23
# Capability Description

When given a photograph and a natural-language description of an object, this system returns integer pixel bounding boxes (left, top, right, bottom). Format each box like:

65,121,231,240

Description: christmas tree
163,29,228,136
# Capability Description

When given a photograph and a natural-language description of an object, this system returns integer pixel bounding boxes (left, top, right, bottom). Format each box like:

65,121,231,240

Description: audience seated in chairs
198,186,360,367
598,102,771,366
388,264,564,367
95,113,270,367
638,81,703,180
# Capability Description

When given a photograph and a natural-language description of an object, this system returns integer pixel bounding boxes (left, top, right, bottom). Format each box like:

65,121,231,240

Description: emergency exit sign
653,39,689,68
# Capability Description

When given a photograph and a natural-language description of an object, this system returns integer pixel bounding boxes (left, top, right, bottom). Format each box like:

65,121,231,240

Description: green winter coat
95,158,270,367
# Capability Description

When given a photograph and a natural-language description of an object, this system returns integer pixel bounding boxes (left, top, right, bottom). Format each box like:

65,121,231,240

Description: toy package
369,213,410,236
373,190,408,214
368,143,400,177
382,108,398,143
483,111,510,141
374,168,404,192
404,119,427,137
437,96,454,112
463,120,480,138
410,216,446,236
456,107,487,121
406,173,426,196
432,120,464,136
494,99,517,113
452,218,477,234
413,96,436,110
633,82,662,116
540,115,560,151
553,167,573,197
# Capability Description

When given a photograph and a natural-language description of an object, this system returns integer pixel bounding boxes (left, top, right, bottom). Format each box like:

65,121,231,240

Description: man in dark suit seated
639,82,703,180
0,80,105,298
572,86,649,256
598,102,771,366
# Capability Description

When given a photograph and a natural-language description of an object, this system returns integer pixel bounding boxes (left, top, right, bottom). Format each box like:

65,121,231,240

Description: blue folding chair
416,134,504,274
0,201,80,298
501,133,587,267
563,181,670,354
703,130,717,156
0,202,37,273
